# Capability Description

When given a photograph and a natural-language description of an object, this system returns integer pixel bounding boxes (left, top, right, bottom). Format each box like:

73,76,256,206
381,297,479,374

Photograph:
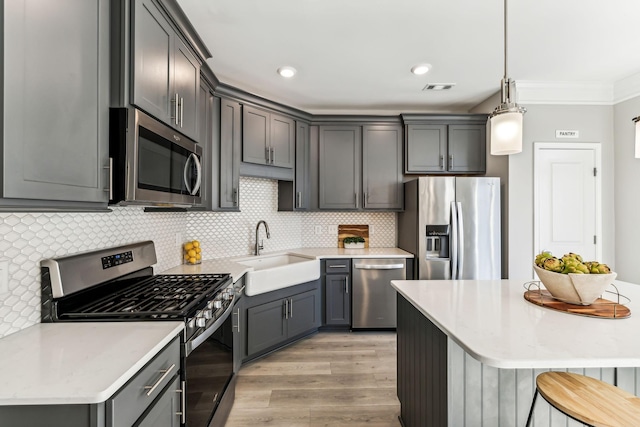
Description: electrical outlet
369,225,375,235
314,225,323,235
0,259,9,295
328,225,338,235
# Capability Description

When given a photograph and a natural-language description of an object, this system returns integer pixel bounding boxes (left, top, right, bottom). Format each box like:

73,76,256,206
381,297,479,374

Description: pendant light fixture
489,0,526,155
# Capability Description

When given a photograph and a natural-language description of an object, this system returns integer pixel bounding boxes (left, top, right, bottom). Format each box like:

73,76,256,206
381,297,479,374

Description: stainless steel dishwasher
352,258,406,328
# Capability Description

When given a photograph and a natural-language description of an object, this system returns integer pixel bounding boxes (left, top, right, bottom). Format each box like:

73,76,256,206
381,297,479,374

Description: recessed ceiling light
411,63,432,75
277,66,297,78
422,83,456,91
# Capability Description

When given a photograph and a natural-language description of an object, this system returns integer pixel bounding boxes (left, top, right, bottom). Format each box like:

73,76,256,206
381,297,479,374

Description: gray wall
508,104,615,279
614,95,640,283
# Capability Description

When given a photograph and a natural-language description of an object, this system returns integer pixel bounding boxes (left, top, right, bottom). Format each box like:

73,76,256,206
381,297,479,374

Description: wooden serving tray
524,289,631,319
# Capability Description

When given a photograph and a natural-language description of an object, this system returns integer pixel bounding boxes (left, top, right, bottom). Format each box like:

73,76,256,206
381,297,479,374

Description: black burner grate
61,274,229,319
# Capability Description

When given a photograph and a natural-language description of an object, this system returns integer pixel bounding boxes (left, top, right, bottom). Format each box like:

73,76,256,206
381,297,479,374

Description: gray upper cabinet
278,121,310,211
318,126,361,210
362,125,403,210
219,98,241,209
242,105,295,168
0,0,110,208
403,115,487,175
195,82,213,210
318,123,402,211
405,125,447,173
132,0,200,141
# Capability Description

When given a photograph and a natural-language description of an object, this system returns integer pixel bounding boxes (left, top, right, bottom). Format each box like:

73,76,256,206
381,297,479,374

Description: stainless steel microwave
109,108,202,207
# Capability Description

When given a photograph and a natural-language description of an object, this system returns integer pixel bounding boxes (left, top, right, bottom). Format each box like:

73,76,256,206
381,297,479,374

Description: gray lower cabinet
403,115,488,175
318,124,403,210
0,337,182,427
242,105,295,169
323,259,351,326
132,0,201,141
278,121,311,211
242,281,321,361
1,0,110,208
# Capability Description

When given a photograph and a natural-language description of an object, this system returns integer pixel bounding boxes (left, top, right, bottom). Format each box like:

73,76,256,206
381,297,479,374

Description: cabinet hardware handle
354,192,358,207
144,363,175,396
344,279,348,294
296,191,302,208
266,146,270,163
180,97,184,128
271,147,275,164
177,380,186,423
173,93,179,125
449,154,453,169
363,192,367,208
284,299,289,319
104,158,113,200
328,265,347,268
289,298,293,318
212,392,219,403
440,155,444,169
233,188,238,205
233,308,241,333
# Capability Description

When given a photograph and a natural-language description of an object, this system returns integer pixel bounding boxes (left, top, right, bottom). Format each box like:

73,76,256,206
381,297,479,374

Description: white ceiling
177,0,640,115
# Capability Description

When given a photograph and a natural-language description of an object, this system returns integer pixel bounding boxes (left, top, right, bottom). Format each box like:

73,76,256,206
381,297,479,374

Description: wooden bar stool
526,371,640,427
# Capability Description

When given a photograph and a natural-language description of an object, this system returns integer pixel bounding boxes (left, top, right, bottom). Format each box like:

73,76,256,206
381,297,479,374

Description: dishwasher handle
353,263,405,270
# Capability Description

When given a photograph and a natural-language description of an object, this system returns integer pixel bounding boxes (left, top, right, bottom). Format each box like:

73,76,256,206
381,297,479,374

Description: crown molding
613,72,640,104
515,81,614,105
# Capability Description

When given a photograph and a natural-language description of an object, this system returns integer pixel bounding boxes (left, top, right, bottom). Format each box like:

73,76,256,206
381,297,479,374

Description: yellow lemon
183,253,190,260
192,240,200,248
184,242,194,250
188,249,196,257
195,253,202,260
188,257,197,264
195,247,201,254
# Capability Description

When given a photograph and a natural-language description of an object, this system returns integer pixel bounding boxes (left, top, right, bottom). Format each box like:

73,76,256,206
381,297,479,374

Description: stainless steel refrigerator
398,177,501,280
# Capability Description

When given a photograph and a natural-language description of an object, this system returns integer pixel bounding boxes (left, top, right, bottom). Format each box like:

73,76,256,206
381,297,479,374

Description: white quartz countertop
163,247,413,283
0,322,183,405
391,279,640,369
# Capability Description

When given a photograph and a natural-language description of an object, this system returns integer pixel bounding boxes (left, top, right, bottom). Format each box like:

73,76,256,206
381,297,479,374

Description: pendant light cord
503,0,508,80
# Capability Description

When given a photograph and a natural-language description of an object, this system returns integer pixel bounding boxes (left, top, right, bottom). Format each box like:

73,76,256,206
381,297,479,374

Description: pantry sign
555,130,579,138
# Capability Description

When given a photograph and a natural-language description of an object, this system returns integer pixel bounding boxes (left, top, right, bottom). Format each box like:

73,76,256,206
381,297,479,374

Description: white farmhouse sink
233,253,320,296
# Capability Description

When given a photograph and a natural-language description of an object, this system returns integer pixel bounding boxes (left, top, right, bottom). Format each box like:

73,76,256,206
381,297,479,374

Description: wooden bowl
533,265,617,305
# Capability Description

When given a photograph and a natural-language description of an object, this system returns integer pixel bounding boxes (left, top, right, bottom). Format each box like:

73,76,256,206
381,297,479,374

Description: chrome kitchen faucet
255,220,271,255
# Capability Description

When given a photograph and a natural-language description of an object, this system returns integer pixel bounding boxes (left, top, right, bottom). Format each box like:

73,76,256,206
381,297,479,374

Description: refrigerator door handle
450,201,459,279
456,201,464,279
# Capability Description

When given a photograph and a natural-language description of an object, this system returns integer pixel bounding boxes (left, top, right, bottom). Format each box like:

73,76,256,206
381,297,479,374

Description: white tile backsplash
0,176,397,338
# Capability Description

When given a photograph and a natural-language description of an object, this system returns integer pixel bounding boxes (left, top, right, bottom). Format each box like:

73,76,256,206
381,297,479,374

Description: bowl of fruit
533,252,616,305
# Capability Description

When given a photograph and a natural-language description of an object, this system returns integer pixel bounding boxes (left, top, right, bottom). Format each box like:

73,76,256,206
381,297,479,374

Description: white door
534,143,601,263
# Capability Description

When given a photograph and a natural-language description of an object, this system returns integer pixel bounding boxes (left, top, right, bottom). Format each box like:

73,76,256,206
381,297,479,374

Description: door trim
533,142,602,263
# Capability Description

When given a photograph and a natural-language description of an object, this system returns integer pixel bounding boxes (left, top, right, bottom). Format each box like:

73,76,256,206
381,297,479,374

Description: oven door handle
184,296,235,356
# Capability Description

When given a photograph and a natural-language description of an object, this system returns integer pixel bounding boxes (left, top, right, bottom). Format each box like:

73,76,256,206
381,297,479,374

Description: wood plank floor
225,331,401,427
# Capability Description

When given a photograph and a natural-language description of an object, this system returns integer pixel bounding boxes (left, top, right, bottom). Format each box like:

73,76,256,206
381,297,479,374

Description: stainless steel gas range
40,241,236,427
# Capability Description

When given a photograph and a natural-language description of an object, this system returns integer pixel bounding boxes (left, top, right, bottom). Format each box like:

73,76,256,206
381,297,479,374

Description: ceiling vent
422,83,456,91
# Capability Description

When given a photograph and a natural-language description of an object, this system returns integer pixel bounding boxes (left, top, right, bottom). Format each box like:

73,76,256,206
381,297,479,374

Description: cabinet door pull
266,146,270,163
284,299,289,319
296,191,302,208
363,192,367,208
354,192,358,207
233,308,241,332
439,155,444,169
180,97,184,128
144,363,175,396
104,158,113,200
233,188,238,205
289,298,293,318
449,154,453,169
173,93,179,125
328,264,348,268
176,381,186,424
344,278,348,294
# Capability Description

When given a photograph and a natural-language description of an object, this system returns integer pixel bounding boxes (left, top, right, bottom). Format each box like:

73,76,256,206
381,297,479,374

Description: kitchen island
391,279,640,427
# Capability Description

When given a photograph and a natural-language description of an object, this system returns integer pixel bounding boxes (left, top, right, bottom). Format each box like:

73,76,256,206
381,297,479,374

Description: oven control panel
101,250,134,269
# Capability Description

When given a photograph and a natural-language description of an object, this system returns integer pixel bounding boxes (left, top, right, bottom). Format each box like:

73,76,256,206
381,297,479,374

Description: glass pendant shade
490,110,524,155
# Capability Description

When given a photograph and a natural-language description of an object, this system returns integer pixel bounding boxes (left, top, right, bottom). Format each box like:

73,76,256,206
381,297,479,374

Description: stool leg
526,389,539,427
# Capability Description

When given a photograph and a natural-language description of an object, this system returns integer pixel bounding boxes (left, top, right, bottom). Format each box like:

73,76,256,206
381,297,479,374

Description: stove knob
207,301,215,309
196,316,207,328
203,309,212,320
213,300,223,309
223,290,233,301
